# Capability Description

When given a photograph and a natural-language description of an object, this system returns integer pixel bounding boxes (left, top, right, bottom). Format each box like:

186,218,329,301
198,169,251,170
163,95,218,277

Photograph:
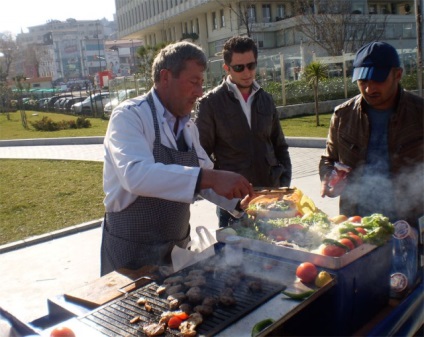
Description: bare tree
0,33,17,83
215,0,258,37
294,0,388,56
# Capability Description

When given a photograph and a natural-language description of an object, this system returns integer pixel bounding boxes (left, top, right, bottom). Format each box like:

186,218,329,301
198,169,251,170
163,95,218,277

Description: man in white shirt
101,41,253,275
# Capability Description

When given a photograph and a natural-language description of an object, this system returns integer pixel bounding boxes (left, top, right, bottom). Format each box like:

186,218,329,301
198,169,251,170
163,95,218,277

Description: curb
0,219,103,254
0,136,326,148
0,136,104,147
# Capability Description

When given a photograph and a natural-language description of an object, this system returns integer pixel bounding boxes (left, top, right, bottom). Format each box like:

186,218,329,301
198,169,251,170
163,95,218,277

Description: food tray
216,229,377,270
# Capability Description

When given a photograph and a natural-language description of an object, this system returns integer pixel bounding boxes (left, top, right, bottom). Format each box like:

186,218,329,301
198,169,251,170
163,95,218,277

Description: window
262,4,271,23
220,9,225,28
277,4,285,20
247,5,256,23
212,12,218,30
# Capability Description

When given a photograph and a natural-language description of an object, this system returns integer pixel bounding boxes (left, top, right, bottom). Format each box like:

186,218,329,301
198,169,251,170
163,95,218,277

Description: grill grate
79,252,286,336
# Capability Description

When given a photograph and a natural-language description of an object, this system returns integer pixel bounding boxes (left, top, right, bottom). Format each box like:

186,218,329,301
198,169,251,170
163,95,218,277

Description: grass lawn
0,110,332,245
0,159,104,246
0,110,332,139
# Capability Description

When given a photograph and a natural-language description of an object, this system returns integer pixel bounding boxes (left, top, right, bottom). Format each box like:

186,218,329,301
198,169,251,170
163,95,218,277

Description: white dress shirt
103,90,240,214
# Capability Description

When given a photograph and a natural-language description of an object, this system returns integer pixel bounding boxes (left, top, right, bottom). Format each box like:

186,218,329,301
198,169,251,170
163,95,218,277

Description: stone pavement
0,139,339,327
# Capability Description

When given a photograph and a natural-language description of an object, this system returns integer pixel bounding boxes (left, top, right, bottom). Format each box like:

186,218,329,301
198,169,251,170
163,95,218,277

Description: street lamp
130,39,135,74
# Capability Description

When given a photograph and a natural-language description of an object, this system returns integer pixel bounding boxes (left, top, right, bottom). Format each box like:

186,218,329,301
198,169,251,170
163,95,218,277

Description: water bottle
390,220,419,298
224,235,243,266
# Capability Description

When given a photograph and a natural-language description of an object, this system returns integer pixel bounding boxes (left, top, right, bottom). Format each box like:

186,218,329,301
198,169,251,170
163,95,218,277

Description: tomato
321,244,347,257
268,228,290,241
355,227,367,235
296,262,318,283
173,312,189,321
168,316,183,329
339,238,355,250
348,216,362,223
50,327,76,337
348,233,363,246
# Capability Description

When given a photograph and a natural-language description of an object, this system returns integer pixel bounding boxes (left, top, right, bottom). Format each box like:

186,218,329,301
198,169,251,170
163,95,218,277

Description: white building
114,0,418,85
15,18,114,83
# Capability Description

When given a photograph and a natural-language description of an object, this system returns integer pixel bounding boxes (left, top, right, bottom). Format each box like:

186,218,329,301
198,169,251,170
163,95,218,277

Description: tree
0,33,17,117
136,42,169,89
303,61,328,126
214,0,258,37
294,0,388,56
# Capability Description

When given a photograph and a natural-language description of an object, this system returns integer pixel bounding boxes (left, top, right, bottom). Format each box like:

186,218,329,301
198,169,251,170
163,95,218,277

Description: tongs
253,186,295,195
117,275,154,297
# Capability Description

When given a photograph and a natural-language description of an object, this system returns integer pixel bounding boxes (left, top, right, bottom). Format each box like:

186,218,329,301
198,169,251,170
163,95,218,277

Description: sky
0,0,116,37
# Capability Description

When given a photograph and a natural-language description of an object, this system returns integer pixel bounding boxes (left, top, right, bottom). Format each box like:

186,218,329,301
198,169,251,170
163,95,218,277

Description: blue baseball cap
352,41,400,82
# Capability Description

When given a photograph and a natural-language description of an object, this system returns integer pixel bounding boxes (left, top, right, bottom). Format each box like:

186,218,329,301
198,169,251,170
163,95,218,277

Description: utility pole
415,0,423,96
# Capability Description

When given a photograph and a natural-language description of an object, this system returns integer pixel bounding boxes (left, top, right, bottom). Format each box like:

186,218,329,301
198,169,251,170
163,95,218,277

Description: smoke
346,160,424,223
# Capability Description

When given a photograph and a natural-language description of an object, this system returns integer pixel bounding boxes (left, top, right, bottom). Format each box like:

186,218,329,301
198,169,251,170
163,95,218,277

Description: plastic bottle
390,220,419,298
224,235,243,266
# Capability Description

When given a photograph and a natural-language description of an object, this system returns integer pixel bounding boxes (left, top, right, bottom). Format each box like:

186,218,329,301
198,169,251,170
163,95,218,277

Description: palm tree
304,61,328,126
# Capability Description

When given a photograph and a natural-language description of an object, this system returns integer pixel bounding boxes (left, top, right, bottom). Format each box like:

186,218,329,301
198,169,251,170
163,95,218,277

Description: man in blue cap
319,41,423,229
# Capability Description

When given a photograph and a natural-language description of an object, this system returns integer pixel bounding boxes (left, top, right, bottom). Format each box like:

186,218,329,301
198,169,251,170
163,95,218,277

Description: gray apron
101,92,199,275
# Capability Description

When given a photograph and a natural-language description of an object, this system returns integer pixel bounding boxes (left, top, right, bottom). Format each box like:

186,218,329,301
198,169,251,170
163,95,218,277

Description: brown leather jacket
319,88,424,228
196,81,292,188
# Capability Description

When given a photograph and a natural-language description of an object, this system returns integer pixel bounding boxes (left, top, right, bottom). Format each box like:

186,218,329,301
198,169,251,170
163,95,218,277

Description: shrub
30,116,92,131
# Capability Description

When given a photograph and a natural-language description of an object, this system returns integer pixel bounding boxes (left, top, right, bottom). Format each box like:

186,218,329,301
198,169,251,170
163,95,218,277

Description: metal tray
216,229,378,270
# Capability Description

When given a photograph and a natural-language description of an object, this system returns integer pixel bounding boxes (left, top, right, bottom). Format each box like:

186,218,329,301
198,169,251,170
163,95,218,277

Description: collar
225,77,260,98
152,89,190,130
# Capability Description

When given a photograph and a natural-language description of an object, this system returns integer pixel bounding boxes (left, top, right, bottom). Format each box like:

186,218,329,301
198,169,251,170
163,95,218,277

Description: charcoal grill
78,252,286,337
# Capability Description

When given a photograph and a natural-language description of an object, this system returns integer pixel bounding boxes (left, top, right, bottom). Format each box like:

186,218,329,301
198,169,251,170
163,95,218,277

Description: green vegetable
251,318,275,337
361,214,394,246
281,289,316,300
322,238,351,251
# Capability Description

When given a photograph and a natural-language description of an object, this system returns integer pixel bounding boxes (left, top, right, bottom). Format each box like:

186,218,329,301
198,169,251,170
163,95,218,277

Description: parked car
46,94,73,111
104,89,137,117
71,92,110,115
54,97,69,112
63,96,87,113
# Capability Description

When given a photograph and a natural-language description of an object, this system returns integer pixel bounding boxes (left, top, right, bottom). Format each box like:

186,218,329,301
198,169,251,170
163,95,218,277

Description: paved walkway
0,140,340,327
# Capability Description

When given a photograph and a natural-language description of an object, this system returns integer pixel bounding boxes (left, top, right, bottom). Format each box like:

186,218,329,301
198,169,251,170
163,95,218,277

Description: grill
78,251,286,336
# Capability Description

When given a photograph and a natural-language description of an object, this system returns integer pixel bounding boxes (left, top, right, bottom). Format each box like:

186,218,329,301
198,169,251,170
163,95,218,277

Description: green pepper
251,318,275,337
281,289,316,300
322,238,351,251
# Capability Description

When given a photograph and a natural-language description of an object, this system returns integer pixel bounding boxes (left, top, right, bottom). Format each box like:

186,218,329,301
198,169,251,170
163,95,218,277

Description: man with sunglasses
196,36,292,227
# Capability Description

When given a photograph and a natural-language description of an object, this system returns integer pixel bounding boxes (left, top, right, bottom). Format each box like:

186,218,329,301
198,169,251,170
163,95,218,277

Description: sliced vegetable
167,316,182,329
347,233,363,246
323,238,351,251
339,237,355,250
251,318,275,337
282,289,316,300
321,244,347,257
347,215,362,223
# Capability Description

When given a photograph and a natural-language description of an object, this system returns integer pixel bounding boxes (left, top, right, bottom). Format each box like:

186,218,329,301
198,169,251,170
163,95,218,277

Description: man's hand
201,169,254,199
320,175,346,198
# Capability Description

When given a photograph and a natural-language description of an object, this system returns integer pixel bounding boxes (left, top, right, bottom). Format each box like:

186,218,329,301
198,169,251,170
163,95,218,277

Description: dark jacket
319,88,424,228
196,81,292,188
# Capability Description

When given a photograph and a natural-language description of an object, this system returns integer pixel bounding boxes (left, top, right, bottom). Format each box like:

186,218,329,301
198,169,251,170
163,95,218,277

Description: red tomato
355,227,367,235
173,312,189,321
321,244,347,257
168,316,183,329
339,238,355,250
296,262,318,283
268,228,290,241
50,327,76,337
348,216,362,223
348,233,363,246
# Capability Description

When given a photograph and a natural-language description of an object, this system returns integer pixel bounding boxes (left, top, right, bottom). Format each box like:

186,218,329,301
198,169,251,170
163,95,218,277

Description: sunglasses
228,62,257,73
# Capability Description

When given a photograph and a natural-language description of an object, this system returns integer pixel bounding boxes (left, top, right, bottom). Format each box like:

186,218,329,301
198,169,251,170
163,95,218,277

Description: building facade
114,0,419,86
15,18,116,86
